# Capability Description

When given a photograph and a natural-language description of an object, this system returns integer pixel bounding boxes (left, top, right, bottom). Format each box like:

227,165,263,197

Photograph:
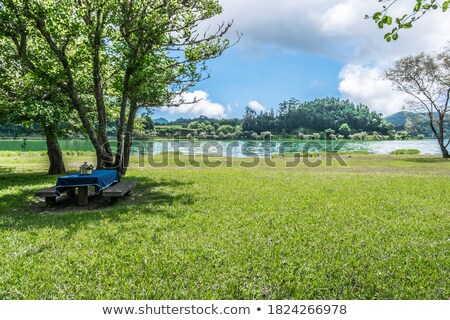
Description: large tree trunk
437,134,450,158
44,125,66,175
439,143,450,158
115,67,133,170
121,101,139,175
431,117,450,158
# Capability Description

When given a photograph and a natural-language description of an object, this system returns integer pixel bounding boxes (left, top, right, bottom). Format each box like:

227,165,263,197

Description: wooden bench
34,186,76,205
102,181,137,203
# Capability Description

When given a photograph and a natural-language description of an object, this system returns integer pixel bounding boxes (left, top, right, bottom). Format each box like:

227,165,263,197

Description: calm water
0,138,442,157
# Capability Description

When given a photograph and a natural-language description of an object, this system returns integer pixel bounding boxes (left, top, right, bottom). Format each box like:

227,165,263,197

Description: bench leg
67,189,76,198
78,186,88,206
45,196,56,205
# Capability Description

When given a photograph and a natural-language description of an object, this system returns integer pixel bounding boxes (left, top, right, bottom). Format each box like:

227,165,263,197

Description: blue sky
153,0,450,121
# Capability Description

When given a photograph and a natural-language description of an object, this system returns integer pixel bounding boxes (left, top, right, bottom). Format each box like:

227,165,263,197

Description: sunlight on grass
0,153,449,299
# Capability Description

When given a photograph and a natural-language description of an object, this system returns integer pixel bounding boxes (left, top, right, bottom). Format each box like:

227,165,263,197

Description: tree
241,97,389,135
0,39,80,174
0,0,233,174
217,124,234,134
187,121,215,134
368,0,450,41
384,47,450,158
338,123,351,138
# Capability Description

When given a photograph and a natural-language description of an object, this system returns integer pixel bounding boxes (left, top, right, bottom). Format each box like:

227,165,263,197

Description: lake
0,138,442,157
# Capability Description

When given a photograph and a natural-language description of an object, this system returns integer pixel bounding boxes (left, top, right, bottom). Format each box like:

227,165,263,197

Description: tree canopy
242,97,393,135
0,0,233,173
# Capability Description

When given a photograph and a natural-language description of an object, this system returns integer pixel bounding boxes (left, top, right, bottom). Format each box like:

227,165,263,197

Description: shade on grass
0,153,449,299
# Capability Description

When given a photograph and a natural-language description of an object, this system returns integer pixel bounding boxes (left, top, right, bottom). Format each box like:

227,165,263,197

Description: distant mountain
385,111,414,130
153,118,169,125
385,111,449,137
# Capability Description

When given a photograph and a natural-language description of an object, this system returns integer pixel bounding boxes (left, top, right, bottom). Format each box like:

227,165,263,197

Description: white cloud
218,0,450,64
248,100,266,112
161,90,226,118
215,0,450,114
338,64,409,115
321,2,361,37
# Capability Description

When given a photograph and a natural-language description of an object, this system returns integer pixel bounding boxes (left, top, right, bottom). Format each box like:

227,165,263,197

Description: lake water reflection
0,138,442,157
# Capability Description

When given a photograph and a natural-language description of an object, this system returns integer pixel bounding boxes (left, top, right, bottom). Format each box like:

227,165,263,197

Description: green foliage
386,111,449,137
369,0,450,41
217,125,235,134
349,132,368,140
187,121,215,134
338,123,351,138
0,0,233,171
156,127,195,139
395,131,410,140
390,149,420,155
243,98,389,135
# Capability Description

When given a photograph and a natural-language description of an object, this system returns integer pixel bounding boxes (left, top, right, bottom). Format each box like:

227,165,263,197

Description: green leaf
402,21,413,29
373,12,382,21
392,33,399,40
443,1,449,12
386,16,392,25
414,0,422,12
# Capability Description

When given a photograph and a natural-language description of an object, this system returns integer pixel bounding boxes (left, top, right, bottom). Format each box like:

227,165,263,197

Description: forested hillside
242,97,394,135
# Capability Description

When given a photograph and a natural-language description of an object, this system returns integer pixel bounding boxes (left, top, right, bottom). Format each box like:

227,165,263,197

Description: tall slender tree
385,47,450,158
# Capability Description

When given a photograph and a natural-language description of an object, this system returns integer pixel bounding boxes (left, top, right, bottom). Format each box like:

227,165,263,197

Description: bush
371,131,383,140
232,131,242,139
390,149,420,155
324,128,335,140
217,125,235,135
319,132,326,140
250,132,259,140
242,131,256,139
395,131,409,140
349,132,368,140
388,130,396,140
328,134,337,140
338,123,351,138
261,131,271,141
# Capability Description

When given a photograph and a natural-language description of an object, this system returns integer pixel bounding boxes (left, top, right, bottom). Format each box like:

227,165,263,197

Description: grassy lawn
0,152,450,299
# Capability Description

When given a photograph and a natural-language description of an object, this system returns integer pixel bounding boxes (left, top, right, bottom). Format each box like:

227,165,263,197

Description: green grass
0,153,450,299
390,149,420,155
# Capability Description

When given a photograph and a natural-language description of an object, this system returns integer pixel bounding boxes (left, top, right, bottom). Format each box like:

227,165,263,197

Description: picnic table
56,170,119,205
35,170,137,206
